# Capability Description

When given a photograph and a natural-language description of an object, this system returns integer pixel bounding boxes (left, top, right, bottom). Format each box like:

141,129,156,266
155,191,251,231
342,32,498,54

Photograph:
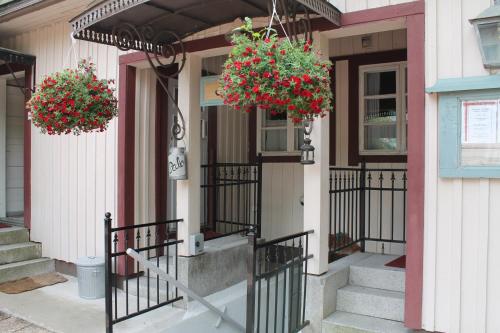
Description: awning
69,0,341,52
0,46,35,66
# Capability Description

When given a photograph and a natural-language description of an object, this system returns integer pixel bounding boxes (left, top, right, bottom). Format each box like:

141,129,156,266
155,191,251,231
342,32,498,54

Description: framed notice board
427,75,500,178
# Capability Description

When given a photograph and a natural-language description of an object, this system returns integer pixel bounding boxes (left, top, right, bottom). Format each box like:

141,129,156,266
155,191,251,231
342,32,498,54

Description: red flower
288,105,296,111
253,85,260,93
302,74,312,84
252,57,261,64
280,49,286,55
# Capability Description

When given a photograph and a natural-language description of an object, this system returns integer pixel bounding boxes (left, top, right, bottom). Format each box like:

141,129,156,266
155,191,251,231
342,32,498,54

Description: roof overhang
0,46,35,66
69,0,341,52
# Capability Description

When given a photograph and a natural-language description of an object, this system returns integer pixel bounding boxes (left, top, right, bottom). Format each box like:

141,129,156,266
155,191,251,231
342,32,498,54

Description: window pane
364,98,397,123
294,128,305,151
364,71,396,96
262,110,287,128
364,125,397,151
262,129,287,151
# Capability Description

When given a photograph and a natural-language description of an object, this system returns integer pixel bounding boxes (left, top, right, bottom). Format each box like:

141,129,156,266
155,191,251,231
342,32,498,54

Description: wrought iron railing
328,164,407,261
104,213,183,333
200,154,262,240
246,228,313,333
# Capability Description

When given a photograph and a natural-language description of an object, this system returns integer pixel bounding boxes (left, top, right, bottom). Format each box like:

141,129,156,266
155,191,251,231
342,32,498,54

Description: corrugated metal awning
69,0,341,52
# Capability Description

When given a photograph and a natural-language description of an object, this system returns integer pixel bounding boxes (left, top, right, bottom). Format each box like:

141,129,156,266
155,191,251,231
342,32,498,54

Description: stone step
0,227,29,245
349,255,405,292
0,242,42,265
0,258,55,284
336,285,404,322
322,311,412,333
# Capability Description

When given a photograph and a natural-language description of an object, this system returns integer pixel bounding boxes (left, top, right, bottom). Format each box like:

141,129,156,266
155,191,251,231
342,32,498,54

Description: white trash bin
76,256,105,299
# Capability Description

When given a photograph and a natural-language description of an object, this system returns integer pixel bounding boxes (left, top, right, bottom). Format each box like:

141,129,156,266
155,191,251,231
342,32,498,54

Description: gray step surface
0,258,55,284
0,242,42,265
349,255,405,292
0,227,29,245
336,285,404,322
126,275,177,303
322,311,413,333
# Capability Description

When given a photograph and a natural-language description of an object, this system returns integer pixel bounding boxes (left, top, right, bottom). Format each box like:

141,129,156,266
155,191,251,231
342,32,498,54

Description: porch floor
0,274,185,333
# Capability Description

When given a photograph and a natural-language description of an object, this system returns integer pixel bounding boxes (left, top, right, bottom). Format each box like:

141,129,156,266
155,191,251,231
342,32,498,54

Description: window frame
256,108,303,156
358,61,408,156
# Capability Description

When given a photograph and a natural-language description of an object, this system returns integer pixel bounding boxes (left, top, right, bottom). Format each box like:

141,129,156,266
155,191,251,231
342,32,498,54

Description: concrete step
0,258,55,284
336,285,404,322
0,242,42,265
0,227,29,245
322,311,412,333
349,255,405,292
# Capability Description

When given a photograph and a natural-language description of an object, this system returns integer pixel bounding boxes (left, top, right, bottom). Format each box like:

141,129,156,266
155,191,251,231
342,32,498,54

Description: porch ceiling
69,0,341,52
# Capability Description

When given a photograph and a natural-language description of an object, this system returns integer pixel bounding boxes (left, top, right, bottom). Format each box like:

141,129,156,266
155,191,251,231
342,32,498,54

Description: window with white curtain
359,61,407,155
257,109,304,154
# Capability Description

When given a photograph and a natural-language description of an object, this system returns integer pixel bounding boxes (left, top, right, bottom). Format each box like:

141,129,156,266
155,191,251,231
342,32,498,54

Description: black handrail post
256,153,263,239
246,226,257,333
359,163,366,252
104,212,113,333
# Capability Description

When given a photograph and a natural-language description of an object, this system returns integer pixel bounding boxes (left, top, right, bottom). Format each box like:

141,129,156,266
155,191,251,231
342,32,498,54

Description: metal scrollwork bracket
111,23,187,141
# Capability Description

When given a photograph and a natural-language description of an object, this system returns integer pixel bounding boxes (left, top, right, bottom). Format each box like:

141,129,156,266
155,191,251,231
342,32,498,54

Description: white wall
5,82,25,216
1,21,121,263
423,1,500,333
328,0,416,12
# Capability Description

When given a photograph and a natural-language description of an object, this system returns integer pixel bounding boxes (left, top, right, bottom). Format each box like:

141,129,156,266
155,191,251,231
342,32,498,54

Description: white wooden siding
5,83,25,215
1,21,121,263
134,69,157,226
423,1,500,333
327,0,416,12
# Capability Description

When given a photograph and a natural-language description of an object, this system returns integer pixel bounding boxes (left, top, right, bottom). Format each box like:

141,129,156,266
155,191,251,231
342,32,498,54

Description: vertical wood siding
423,1,500,332
1,21,121,263
327,0,416,12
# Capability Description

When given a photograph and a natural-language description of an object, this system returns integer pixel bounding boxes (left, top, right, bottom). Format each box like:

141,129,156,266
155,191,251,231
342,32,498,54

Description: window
359,62,407,155
257,109,304,155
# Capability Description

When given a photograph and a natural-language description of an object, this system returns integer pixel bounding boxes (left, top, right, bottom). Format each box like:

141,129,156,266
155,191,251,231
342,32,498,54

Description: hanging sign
168,146,187,180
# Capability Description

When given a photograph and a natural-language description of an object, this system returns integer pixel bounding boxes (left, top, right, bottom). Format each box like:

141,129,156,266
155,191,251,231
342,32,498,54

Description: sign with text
461,100,498,144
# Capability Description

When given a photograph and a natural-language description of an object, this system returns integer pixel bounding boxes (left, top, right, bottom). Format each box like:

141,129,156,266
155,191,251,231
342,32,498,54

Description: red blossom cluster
27,59,118,135
219,19,333,123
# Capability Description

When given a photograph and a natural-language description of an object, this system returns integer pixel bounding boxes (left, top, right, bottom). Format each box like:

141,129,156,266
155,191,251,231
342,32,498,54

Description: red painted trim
341,1,425,27
155,78,168,222
405,13,425,330
0,63,26,75
117,64,136,275
23,66,33,229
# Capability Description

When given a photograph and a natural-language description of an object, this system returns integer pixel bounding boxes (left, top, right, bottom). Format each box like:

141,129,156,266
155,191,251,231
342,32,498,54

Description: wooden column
176,53,202,256
303,31,330,275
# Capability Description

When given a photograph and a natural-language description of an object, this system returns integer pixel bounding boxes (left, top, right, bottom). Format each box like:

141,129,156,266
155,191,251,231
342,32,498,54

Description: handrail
255,229,314,249
110,219,183,232
126,248,246,332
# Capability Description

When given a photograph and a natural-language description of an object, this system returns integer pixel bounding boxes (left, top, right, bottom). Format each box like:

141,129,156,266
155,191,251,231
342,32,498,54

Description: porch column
176,53,202,256
303,31,330,275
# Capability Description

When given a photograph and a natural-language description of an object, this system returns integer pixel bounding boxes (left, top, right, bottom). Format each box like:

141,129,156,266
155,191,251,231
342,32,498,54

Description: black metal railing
104,213,183,333
200,154,262,240
328,164,407,261
246,228,313,333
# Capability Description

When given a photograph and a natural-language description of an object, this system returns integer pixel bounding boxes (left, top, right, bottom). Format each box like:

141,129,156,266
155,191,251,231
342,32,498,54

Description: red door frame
0,63,33,230
117,1,425,327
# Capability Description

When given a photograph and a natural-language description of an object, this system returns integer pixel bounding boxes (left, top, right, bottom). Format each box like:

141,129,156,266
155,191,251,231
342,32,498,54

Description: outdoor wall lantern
470,0,500,69
300,121,315,165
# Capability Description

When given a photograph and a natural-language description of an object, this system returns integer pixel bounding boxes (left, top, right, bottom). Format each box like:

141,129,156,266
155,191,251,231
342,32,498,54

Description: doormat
0,273,67,294
0,223,11,228
385,255,406,269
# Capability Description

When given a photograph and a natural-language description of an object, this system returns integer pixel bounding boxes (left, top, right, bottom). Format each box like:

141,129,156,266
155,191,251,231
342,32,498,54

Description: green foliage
219,18,333,123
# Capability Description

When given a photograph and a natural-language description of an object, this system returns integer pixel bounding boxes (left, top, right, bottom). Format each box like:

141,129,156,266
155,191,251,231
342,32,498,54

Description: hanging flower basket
27,59,118,135
218,18,333,123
